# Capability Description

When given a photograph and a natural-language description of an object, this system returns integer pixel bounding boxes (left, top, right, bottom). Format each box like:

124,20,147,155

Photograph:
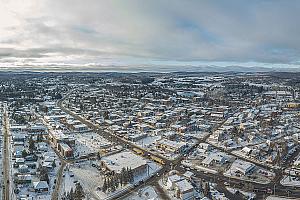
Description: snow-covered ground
73,131,111,158
226,187,256,199
123,186,160,200
61,162,103,199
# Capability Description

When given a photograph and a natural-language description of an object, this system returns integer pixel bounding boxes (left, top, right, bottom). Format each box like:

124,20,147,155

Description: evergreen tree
22,149,28,158
39,166,50,184
74,183,85,200
119,173,123,186
129,168,134,183
102,178,108,193
107,178,112,192
69,188,74,200
28,136,35,152
52,160,56,168
111,179,116,192
114,176,119,189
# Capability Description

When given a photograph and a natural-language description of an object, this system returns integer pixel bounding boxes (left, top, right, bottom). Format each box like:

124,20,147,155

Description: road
2,105,10,200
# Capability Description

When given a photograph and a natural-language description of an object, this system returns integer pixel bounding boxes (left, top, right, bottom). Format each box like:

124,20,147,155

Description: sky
0,0,300,71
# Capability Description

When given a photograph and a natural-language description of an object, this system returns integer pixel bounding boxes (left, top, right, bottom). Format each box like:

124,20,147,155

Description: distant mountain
0,65,298,73
172,65,300,73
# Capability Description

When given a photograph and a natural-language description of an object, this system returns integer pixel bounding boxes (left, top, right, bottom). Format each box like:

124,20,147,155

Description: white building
230,159,255,175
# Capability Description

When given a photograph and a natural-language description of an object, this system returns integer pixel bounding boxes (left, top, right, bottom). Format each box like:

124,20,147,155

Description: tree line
102,167,134,193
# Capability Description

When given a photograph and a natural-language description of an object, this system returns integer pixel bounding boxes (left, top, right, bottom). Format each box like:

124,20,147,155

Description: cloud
0,0,300,70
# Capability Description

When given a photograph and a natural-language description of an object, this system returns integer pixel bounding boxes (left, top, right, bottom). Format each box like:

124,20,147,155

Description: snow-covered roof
175,179,194,192
102,151,147,173
33,181,49,190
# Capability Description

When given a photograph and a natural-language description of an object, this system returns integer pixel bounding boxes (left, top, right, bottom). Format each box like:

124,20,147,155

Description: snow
61,158,161,200
73,131,111,158
226,187,256,199
124,186,159,200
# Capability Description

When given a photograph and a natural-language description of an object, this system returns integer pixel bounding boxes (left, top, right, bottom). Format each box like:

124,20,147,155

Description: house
198,143,212,151
73,124,88,132
16,174,33,184
201,152,228,166
166,174,184,190
156,139,188,154
230,160,255,175
18,165,29,173
36,142,48,152
58,143,73,158
174,179,195,200
16,158,25,165
33,181,49,192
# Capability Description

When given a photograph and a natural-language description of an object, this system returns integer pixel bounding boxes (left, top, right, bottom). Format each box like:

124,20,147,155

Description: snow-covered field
73,131,111,158
123,186,160,200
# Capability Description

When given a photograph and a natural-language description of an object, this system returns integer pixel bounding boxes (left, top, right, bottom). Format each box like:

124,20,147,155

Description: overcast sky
0,0,300,71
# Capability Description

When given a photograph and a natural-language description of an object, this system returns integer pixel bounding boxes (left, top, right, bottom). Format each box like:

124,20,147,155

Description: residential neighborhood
0,71,299,200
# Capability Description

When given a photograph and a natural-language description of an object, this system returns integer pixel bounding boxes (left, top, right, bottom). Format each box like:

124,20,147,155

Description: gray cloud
0,0,300,69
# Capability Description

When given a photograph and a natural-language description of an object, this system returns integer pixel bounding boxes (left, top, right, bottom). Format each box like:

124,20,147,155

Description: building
73,124,88,132
174,179,195,200
58,143,73,158
101,151,147,176
230,159,255,175
166,174,184,190
201,152,228,166
156,139,188,153
33,181,49,192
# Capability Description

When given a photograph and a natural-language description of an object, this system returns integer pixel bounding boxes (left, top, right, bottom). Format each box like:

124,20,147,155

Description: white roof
175,179,194,192
231,159,255,173
33,181,49,190
102,151,147,173
157,139,187,149
168,174,184,183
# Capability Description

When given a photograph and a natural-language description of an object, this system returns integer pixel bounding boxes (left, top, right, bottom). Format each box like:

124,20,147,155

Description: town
0,71,299,200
